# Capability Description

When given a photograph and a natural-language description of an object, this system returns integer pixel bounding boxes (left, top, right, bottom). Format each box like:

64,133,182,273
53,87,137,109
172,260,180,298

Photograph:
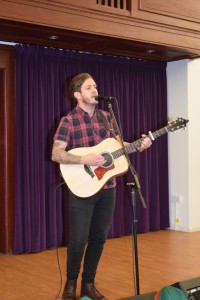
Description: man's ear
74,91,81,101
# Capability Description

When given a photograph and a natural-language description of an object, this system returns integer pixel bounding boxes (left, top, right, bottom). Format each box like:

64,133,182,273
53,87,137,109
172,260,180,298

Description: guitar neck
111,117,188,159
127,126,169,154
112,125,169,159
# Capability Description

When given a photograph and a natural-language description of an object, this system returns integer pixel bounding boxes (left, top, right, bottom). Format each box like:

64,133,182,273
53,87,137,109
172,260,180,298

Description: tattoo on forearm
52,143,81,164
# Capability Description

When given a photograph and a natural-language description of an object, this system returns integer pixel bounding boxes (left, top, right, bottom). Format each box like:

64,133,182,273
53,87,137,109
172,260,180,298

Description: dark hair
69,73,93,100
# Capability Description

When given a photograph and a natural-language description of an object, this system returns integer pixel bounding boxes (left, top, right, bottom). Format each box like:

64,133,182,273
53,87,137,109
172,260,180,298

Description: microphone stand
107,101,146,296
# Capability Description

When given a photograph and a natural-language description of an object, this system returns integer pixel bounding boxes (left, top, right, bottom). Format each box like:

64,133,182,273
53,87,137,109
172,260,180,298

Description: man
52,73,152,300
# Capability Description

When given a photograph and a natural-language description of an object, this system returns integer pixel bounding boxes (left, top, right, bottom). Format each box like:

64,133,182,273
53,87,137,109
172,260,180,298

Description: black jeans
67,188,116,283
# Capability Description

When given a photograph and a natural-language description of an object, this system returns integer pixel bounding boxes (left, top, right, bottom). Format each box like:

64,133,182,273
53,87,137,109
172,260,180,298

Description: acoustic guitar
60,118,188,198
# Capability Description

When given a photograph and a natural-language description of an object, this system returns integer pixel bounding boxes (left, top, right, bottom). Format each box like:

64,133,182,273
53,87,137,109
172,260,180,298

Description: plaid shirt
54,105,116,189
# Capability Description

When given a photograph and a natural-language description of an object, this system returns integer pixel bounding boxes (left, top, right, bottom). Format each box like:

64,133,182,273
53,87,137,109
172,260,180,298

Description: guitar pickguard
94,164,115,180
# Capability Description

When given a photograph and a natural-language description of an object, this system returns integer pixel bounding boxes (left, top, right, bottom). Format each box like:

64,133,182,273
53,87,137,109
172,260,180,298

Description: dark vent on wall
96,0,131,11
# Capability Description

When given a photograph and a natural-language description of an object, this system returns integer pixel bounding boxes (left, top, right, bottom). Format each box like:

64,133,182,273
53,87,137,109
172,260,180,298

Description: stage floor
1,230,200,299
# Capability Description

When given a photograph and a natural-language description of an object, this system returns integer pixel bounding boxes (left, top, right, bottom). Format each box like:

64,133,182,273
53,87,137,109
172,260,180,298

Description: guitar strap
97,109,117,140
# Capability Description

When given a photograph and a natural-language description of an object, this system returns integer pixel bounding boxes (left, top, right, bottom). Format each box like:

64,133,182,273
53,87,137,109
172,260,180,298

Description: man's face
75,77,98,105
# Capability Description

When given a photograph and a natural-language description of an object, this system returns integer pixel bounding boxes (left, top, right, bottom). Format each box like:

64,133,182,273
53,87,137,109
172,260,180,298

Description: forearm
52,142,81,164
52,148,81,164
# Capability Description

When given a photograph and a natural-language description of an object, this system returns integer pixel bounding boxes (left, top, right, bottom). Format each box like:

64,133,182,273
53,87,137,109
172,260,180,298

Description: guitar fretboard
111,126,169,159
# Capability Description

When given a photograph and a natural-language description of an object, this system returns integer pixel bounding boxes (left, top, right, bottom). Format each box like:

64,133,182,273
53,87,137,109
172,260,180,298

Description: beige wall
167,58,200,232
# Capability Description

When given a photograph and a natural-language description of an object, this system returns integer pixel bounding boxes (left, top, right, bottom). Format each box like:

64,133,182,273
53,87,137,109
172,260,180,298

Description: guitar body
60,138,129,198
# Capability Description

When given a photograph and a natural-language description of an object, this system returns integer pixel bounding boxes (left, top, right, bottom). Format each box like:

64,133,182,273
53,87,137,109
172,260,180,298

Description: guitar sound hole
101,151,114,168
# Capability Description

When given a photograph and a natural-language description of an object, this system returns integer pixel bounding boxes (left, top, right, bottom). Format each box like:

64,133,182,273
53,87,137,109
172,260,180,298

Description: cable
53,181,65,300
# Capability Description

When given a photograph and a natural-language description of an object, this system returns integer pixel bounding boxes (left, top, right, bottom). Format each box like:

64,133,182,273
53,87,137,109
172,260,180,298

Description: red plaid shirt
54,105,116,189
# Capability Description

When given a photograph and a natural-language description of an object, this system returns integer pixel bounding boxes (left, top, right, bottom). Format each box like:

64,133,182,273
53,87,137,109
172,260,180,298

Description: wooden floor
1,230,200,300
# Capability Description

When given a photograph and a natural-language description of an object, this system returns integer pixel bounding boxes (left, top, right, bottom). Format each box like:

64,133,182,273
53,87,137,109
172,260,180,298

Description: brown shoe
62,279,77,300
81,283,107,300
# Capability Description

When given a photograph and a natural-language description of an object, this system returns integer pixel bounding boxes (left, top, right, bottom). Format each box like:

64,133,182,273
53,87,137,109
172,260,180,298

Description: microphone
95,95,115,101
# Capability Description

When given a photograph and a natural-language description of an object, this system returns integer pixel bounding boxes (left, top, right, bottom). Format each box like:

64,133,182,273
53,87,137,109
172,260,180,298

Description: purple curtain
14,45,169,254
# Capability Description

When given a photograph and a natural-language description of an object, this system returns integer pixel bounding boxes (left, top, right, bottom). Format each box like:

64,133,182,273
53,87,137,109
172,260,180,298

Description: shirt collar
76,104,98,117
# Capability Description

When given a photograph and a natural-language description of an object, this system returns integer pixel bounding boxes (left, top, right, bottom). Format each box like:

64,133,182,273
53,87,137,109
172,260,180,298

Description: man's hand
81,153,105,166
138,134,152,152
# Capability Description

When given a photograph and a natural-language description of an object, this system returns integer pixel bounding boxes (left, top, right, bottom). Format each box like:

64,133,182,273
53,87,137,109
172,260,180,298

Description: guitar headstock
167,117,189,132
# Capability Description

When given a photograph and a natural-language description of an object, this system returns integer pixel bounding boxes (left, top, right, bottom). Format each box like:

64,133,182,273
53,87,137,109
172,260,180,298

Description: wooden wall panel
0,0,200,54
139,0,200,23
0,45,15,254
